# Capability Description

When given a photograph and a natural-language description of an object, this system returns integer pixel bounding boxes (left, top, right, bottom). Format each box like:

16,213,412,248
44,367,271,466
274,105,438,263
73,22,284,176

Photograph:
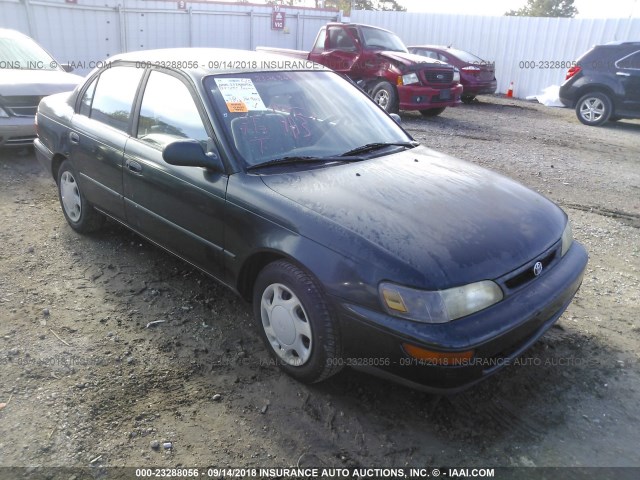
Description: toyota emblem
533,261,543,276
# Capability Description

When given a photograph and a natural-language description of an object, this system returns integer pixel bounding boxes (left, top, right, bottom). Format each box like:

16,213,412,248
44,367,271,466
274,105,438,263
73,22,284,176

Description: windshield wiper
340,141,418,157
246,155,357,171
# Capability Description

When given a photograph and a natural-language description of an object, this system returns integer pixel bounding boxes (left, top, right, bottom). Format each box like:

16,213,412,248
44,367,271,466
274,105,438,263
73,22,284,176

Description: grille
422,69,454,84
503,247,559,290
2,96,42,117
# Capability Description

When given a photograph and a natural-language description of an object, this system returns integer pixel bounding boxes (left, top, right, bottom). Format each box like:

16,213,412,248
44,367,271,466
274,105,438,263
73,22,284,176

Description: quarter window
90,66,143,132
137,71,208,150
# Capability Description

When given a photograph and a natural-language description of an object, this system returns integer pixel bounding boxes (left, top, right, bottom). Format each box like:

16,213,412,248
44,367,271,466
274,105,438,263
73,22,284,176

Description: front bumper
333,241,588,394
0,116,37,147
397,83,463,111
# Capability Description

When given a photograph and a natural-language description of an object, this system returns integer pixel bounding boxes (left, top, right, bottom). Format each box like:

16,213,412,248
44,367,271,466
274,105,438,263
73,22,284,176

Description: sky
397,0,639,18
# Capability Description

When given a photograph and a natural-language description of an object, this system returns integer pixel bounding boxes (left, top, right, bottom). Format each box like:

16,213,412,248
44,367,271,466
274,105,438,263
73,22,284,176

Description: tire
461,95,476,104
420,107,446,117
253,260,342,383
57,160,104,233
575,92,612,126
371,81,399,114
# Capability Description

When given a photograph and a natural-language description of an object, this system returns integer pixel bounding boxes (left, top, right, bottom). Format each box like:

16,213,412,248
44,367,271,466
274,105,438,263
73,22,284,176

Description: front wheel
371,81,399,114
253,260,342,383
420,107,446,117
575,92,612,126
57,160,104,233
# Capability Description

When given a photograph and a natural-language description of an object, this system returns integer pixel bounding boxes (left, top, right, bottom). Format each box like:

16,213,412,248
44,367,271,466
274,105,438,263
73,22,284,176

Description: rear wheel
420,107,446,117
253,260,342,383
371,81,399,114
575,92,612,126
57,160,104,233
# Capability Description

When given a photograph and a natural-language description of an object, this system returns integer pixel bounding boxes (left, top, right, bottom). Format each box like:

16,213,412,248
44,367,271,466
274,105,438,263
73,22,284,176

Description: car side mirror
390,113,401,124
163,140,224,172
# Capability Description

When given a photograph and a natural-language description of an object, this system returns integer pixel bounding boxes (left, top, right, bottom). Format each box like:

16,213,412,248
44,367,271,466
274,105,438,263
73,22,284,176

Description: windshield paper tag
214,78,266,113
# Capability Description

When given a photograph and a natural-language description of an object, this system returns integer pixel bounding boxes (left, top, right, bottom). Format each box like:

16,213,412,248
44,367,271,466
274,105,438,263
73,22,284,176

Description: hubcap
260,283,312,366
580,97,605,122
60,171,82,222
374,90,390,109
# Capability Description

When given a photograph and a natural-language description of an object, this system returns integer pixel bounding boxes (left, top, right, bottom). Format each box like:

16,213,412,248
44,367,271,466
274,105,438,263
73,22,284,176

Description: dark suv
559,41,640,126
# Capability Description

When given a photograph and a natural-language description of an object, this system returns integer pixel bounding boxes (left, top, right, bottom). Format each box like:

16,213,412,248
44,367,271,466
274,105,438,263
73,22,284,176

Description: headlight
561,220,573,256
0,107,9,118
379,280,503,323
401,72,419,85
453,68,460,83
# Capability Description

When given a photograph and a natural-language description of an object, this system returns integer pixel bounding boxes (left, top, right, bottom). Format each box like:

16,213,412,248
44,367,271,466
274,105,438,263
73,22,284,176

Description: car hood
0,70,83,96
260,146,566,288
379,51,449,68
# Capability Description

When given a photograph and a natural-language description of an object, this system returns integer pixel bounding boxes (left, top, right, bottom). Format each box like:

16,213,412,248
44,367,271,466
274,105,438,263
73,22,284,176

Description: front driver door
123,69,228,280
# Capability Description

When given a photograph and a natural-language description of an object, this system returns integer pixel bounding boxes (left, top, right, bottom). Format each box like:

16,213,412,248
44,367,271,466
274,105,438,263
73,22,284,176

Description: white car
0,28,82,147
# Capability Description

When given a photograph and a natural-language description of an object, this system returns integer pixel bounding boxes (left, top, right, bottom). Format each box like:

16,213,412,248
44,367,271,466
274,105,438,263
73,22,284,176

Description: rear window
448,49,485,64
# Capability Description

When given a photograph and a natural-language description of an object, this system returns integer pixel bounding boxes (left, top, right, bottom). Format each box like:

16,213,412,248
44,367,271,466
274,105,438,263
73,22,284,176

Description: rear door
70,66,144,220
123,69,228,279
615,50,640,111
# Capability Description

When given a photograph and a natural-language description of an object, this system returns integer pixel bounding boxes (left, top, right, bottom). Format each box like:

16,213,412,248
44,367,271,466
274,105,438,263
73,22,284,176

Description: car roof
601,41,640,46
409,45,455,51
327,22,396,34
109,48,327,77
0,28,33,39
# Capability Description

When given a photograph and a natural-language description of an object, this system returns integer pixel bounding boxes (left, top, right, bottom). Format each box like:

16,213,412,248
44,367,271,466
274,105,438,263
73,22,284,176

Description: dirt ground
1,96,639,477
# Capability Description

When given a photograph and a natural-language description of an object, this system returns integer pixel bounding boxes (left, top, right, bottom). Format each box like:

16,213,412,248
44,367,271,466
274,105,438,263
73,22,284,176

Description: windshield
0,35,59,71
360,26,408,53
205,71,413,168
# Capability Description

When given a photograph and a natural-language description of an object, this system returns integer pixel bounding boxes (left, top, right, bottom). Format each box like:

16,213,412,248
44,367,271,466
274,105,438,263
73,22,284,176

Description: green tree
325,0,406,14
505,0,578,17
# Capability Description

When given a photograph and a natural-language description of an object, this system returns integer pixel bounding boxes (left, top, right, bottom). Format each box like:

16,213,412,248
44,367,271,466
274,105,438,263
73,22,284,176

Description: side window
90,66,143,132
438,53,449,62
79,77,97,116
328,28,356,51
137,71,208,150
617,51,640,70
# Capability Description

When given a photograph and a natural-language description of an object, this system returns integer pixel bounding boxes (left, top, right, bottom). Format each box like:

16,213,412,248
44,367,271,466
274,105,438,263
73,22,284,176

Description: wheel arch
574,85,617,112
236,249,297,302
51,153,68,183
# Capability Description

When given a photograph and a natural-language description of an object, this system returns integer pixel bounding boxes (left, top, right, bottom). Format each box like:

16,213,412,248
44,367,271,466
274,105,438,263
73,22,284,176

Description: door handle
616,71,631,77
126,159,142,174
69,132,80,144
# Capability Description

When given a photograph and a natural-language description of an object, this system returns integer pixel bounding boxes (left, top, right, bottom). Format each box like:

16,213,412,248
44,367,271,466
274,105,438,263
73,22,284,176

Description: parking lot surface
1,96,639,471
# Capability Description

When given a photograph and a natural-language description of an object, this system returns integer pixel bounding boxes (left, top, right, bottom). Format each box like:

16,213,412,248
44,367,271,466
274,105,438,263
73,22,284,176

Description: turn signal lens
381,285,408,313
402,343,474,366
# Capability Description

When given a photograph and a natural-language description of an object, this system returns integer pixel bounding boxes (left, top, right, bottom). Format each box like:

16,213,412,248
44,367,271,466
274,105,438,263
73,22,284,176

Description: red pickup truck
258,23,463,116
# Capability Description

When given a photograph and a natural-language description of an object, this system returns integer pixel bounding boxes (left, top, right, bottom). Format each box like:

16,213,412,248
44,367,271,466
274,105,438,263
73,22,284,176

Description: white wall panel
351,10,640,98
4,0,635,98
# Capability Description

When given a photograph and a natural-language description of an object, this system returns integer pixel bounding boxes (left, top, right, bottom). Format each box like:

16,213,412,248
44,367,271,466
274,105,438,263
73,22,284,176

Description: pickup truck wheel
420,107,446,117
371,82,399,114
253,260,343,384
57,160,105,233
576,92,612,126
